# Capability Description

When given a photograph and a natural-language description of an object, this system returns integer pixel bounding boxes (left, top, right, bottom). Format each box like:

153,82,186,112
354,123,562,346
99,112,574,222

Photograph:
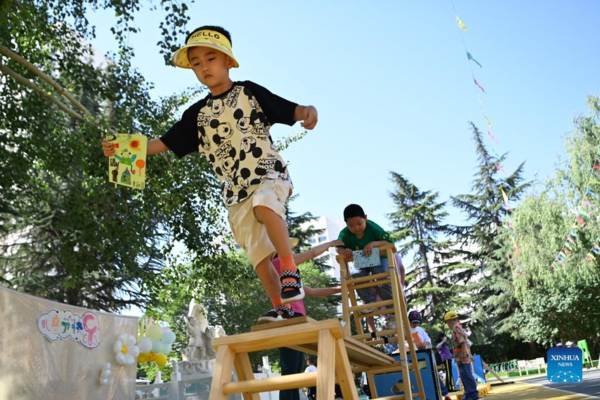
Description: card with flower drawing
107,134,147,190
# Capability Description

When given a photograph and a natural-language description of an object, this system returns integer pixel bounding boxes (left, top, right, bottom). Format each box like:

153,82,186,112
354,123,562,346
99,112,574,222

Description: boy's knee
255,257,273,275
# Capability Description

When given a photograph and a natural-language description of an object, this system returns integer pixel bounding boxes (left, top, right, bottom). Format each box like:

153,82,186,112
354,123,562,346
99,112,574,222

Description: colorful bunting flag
576,217,587,226
488,131,499,145
456,16,468,30
483,114,492,130
473,78,486,93
565,242,573,250
495,163,506,173
570,230,578,239
567,236,576,246
586,189,598,198
594,164,600,170
466,51,482,68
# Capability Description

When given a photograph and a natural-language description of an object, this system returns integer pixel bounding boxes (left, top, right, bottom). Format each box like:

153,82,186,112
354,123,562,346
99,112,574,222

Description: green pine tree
450,122,530,359
388,171,455,326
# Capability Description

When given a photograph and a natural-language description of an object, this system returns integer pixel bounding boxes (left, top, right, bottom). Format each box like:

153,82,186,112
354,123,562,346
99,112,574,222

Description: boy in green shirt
336,204,395,328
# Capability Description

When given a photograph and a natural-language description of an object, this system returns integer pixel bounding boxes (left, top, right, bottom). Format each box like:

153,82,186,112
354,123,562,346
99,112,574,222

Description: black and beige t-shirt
161,81,297,206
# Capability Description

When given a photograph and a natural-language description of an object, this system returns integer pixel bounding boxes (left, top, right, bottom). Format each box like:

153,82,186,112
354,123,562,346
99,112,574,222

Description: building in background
303,216,345,281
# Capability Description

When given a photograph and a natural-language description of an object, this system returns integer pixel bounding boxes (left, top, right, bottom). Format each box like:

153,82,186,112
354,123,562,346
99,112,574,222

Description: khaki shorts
228,180,292,268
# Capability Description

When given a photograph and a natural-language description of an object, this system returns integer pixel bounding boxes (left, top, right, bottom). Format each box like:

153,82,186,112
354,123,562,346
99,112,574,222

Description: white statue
184,316,206,362
189,298,209,333
178,300,227,374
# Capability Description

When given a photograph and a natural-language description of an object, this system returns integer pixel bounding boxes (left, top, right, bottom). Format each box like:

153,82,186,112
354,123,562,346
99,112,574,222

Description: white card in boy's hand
352,248,381,269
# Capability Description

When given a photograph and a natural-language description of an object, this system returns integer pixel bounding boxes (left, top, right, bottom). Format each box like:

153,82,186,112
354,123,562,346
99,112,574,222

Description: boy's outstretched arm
102,138,168,157
304,286,342,297
294,239,343,265
294,105,318,130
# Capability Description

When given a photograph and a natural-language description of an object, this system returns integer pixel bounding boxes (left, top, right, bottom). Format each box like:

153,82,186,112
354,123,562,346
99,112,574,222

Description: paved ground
449,369,600,399
522,369,600,399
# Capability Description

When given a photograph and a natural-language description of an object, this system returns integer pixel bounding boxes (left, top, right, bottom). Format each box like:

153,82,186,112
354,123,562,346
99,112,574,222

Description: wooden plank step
346,271,391,285
222,372,317,394
291,336,394,368
213,319,343,353
250,316,316,332
349,300,394,313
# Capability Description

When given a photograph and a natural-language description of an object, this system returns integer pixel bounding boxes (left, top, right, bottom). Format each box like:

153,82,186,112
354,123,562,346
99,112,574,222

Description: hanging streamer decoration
450,1,525,275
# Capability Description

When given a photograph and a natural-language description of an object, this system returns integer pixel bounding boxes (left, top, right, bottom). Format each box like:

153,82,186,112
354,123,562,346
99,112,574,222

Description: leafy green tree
0,1,227,310
512,96,600,356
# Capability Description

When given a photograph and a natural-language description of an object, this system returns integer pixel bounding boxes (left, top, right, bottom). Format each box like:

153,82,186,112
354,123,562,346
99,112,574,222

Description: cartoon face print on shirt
210,120,233,145
198,126,211,151
233,108,258,135
240,137,263,161
207,98,225,117
220,146,239,177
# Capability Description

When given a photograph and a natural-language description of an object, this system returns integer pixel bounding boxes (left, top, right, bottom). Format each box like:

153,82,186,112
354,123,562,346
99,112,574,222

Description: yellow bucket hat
444,311,459,322
172,29,239,69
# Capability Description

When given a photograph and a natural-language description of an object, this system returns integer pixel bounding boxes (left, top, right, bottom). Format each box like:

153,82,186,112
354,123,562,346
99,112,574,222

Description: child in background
305,355,317,400
445,311,479,400
408,310,432,350
336,204,395,327
437,333,455,392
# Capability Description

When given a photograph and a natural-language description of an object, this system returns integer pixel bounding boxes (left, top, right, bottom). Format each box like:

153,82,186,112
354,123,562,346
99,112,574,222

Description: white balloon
118,332,129,343
164,344,172,354
138,338,152,353
100,378,108,385
124,334,136,347
130,345,140,358
125,354,135,365
113,341,123,354
116,352,127,365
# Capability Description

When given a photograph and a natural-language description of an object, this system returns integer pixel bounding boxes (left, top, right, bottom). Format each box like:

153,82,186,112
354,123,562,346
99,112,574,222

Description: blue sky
89,1,600,230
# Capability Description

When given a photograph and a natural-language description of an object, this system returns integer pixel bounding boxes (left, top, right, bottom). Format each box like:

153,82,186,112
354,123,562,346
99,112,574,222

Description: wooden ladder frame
337,243,427,400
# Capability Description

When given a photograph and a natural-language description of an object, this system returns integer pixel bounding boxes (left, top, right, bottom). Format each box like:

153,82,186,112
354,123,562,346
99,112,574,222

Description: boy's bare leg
255,257,283,308
254,205,303,302
254,206,292,258
367,316,376,333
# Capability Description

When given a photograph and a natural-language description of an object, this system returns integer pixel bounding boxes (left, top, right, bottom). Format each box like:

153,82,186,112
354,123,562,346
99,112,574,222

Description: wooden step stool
209,317,395,400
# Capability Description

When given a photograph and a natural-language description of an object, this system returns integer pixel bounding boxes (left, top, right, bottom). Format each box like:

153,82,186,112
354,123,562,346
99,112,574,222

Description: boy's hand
363,242,375,256
102,138,116,157
300,105,318,130
338,248,353,258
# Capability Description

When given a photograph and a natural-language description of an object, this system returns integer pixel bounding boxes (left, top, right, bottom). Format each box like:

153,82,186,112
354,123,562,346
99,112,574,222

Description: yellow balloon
155,354,168,367
146,352,157,362
138,352,149,363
